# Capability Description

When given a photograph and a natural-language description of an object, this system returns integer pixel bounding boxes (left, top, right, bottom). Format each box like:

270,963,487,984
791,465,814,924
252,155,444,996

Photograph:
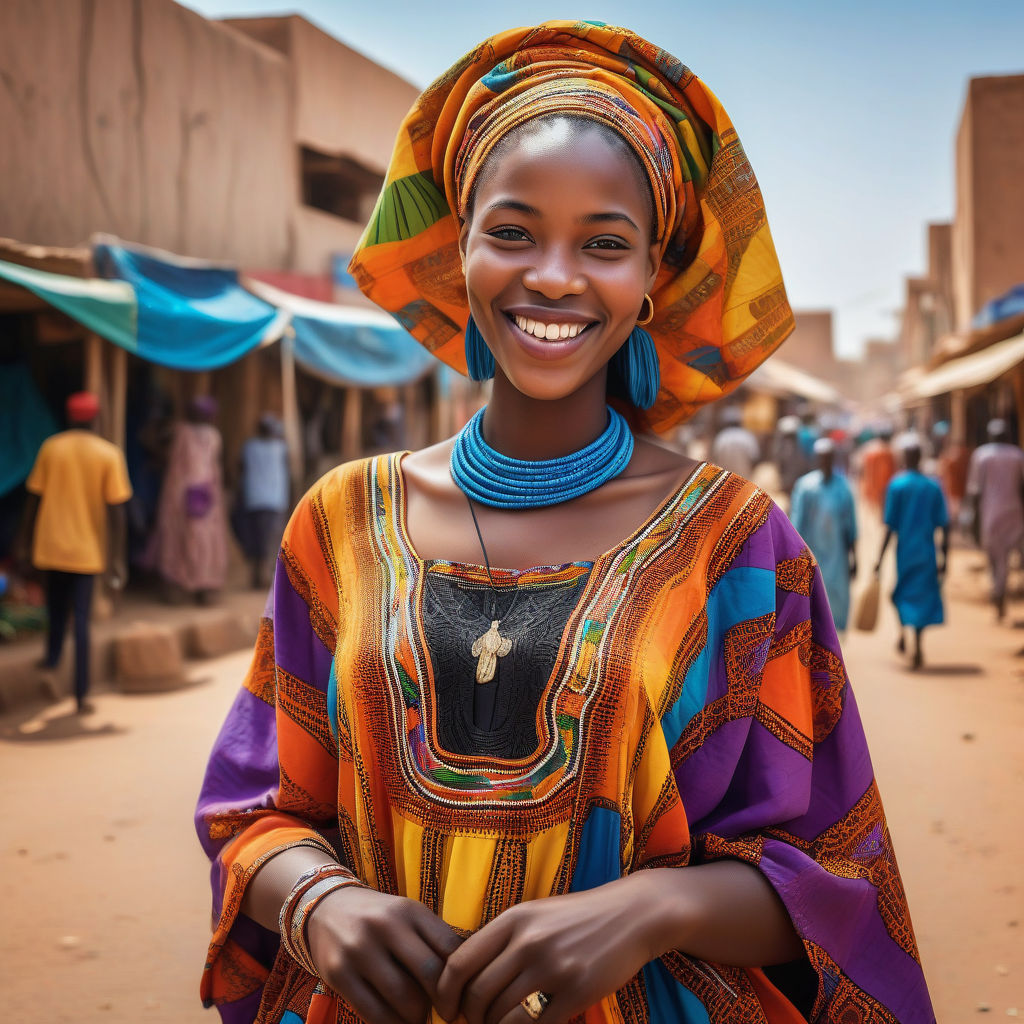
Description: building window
300,146,383,223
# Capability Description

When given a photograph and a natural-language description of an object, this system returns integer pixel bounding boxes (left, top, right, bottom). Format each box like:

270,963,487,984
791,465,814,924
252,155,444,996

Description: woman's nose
521,247,586,299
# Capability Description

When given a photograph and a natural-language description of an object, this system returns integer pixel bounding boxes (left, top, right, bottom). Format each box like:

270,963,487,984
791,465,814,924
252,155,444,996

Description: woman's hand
434,877,664,1024
306,885,463,1024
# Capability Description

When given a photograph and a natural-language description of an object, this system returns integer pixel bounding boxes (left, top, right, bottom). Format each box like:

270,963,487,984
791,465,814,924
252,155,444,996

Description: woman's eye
487,226,531,242
585,237,629,251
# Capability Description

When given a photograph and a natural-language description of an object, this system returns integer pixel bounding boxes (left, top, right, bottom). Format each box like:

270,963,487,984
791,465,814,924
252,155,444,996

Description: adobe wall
952,75,1024,329
779,310,837,384
0,0,297,267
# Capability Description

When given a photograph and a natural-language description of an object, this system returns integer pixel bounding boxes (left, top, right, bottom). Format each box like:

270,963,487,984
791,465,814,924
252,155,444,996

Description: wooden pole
342,386,363,463
108,344,128,450
280,331,303,491
950,389,967,444
1012,369,1024,447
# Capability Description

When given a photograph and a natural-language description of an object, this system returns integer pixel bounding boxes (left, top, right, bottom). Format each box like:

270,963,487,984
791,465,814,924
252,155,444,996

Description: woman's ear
645,242,662,292
458,219,470,275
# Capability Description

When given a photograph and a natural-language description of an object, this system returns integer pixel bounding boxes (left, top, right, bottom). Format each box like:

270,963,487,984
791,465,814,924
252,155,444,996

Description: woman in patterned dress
196,22,935,1024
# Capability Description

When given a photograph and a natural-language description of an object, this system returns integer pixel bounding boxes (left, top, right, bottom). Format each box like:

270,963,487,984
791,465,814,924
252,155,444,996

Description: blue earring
464,315,495,381
612,326,659,409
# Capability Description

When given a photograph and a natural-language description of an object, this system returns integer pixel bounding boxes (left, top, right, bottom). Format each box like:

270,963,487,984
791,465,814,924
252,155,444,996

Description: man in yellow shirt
21,392,133,712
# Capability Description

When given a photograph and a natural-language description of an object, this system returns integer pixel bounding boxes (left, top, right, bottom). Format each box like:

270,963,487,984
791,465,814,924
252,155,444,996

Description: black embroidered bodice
420,563,592,760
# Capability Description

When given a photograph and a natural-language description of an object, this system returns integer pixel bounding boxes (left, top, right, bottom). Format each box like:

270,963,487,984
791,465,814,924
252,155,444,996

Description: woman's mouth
507,313,595,341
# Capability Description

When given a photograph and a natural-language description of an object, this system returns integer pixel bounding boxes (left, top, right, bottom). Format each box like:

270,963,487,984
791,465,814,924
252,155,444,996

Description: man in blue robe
791,438,857,632
874,441,949,668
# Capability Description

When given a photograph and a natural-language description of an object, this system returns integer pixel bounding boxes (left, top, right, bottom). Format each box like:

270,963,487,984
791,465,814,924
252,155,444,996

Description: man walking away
859,425,896,518
966,418,1024,621
236,413,290,590
710,405,760,479
874,441,949,669
791,438,858,633
20,392,132,712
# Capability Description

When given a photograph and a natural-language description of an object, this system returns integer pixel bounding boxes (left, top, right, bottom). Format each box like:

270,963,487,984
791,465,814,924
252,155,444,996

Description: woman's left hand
434,874,666,1024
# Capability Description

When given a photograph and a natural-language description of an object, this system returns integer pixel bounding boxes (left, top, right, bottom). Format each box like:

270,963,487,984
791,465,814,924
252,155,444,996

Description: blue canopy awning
244,279,438,387
92,241,286,369
973,283,1024,330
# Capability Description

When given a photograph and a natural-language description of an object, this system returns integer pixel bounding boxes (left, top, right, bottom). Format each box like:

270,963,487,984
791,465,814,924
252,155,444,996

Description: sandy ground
1,522,1022,1022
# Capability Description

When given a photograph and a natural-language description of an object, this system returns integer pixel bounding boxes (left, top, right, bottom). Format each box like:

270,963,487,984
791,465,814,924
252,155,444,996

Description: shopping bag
853,577,880,632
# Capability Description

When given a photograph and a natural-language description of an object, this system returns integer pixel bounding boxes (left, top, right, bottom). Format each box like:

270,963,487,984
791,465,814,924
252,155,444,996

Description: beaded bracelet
278,863,365,976
290,875,364,974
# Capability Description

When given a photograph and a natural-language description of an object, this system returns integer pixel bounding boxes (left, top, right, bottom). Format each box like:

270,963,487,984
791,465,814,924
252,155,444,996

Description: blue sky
185,0,1024,358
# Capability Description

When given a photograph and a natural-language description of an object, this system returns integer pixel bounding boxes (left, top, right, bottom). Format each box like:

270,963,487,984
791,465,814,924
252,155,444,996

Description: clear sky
185,0,1024,357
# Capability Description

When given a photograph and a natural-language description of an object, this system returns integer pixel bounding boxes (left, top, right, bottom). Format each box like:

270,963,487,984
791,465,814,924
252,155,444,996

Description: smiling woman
195,20,935,1024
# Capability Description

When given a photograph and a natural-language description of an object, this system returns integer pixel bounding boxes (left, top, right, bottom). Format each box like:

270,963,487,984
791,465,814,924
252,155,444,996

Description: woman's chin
496,368,593,403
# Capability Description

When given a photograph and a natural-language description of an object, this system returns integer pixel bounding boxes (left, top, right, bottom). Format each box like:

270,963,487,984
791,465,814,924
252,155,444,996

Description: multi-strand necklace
451,405,633,681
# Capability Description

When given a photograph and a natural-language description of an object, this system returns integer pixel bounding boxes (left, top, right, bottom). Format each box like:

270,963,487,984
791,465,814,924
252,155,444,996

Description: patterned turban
349,20,794,433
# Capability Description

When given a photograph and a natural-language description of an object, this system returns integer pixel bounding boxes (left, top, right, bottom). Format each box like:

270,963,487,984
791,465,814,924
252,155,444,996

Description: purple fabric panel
785,688,875,843
681,719,812,836
272,556,333,693
774,586,808,641
195,686,280,861
211,988,264,1024
760,839,935,1023
230,912,280,968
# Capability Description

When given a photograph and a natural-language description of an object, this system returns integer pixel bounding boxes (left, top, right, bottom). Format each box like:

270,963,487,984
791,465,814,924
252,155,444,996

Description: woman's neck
481,369,611,460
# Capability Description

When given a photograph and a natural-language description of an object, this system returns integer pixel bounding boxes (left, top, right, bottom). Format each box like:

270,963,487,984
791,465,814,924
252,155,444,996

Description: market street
1,543,1022,1023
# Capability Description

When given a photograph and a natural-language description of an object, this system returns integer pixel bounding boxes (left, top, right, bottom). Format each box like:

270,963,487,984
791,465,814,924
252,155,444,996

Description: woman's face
460,120,661,402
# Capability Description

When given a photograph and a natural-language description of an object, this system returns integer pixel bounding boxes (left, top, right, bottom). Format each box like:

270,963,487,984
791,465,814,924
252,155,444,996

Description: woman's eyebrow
482,199,541,217
580,211,640,231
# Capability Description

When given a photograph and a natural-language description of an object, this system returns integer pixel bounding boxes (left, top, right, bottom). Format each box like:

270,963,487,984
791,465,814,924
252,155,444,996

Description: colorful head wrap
349,21,794,433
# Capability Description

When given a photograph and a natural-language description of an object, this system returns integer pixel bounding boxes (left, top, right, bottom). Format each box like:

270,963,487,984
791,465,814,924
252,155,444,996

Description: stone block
187,615,255,659
114,623,186,692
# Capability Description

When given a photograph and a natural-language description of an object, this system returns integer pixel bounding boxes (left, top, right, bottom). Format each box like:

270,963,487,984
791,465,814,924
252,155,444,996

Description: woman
149,395,228,603
197,22,934,1024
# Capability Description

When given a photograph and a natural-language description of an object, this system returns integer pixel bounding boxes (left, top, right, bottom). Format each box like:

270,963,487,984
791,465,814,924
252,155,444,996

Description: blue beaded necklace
450,405,634,509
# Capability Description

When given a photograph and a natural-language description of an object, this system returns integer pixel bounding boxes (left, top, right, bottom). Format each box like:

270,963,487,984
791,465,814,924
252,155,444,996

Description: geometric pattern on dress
804,941,900,1024
772,783,921,963
243,617,277,706
775,546,815,596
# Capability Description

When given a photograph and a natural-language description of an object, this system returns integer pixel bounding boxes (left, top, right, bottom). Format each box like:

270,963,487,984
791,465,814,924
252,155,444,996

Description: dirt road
1,543,1022,1021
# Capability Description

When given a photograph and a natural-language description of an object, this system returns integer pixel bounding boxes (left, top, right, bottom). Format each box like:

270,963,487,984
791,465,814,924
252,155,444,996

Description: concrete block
114,622,186,692
186,615,255,659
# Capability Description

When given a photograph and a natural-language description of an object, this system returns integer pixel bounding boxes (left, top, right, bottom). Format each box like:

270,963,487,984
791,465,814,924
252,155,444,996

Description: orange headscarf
349,20,794,433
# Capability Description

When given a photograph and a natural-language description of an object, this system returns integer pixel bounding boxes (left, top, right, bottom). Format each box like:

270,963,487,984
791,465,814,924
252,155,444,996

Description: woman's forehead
473,125,652,215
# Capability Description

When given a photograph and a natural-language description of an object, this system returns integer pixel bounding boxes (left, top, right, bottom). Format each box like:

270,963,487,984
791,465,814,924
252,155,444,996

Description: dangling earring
464,315,495,381
637,293,655,327
610,295,659,409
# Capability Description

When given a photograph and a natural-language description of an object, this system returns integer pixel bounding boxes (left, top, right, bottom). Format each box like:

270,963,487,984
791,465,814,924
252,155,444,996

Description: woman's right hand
306,885,462,1024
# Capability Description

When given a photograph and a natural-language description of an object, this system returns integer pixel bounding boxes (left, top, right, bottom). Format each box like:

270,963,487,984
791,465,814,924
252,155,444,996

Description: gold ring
520,991,550,1020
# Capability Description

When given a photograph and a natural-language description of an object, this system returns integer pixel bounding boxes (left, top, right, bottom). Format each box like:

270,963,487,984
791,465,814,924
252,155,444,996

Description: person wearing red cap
19,391,132,712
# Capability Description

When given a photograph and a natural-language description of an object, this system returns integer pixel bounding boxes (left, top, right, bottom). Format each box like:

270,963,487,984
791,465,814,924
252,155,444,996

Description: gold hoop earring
637,293,655,326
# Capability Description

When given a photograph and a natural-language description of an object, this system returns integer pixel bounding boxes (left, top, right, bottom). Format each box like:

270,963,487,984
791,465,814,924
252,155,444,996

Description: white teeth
511,314,590,340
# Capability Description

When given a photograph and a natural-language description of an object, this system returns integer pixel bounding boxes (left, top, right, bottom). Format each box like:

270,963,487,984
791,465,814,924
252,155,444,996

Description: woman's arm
435,860,801,1024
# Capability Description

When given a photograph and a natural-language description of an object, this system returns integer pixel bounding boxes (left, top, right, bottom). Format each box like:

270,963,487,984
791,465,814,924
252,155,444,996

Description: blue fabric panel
641,960,712,1024
280,1012,305,1024
0,362,58,496
93,243,278,370
569,805,621,892
660,566,776,750
0,258,138,350
290,312,438,387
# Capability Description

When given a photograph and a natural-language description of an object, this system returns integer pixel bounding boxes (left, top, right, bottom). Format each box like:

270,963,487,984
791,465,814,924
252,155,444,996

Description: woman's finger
360,949,432,1024
340,971,410,1024
411,905,464,959
435,919,514,1022
460,947,529,1024
389,925,449,1005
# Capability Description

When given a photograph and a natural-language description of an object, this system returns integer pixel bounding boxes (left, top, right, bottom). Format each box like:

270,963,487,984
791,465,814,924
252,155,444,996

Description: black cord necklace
465,495,518,684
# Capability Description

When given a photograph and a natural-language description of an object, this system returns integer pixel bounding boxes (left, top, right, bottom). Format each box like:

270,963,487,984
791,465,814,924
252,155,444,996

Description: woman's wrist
616,868,700,960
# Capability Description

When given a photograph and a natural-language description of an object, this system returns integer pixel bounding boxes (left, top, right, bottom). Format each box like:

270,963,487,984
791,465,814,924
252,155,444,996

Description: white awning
746,358,840,403
902,329,1024,399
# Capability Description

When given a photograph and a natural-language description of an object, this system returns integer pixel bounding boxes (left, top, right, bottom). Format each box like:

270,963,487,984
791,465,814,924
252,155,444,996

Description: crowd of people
705,407,1024,668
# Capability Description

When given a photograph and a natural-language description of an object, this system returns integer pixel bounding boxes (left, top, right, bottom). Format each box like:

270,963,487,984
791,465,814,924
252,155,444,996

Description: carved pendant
471,619,513,684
